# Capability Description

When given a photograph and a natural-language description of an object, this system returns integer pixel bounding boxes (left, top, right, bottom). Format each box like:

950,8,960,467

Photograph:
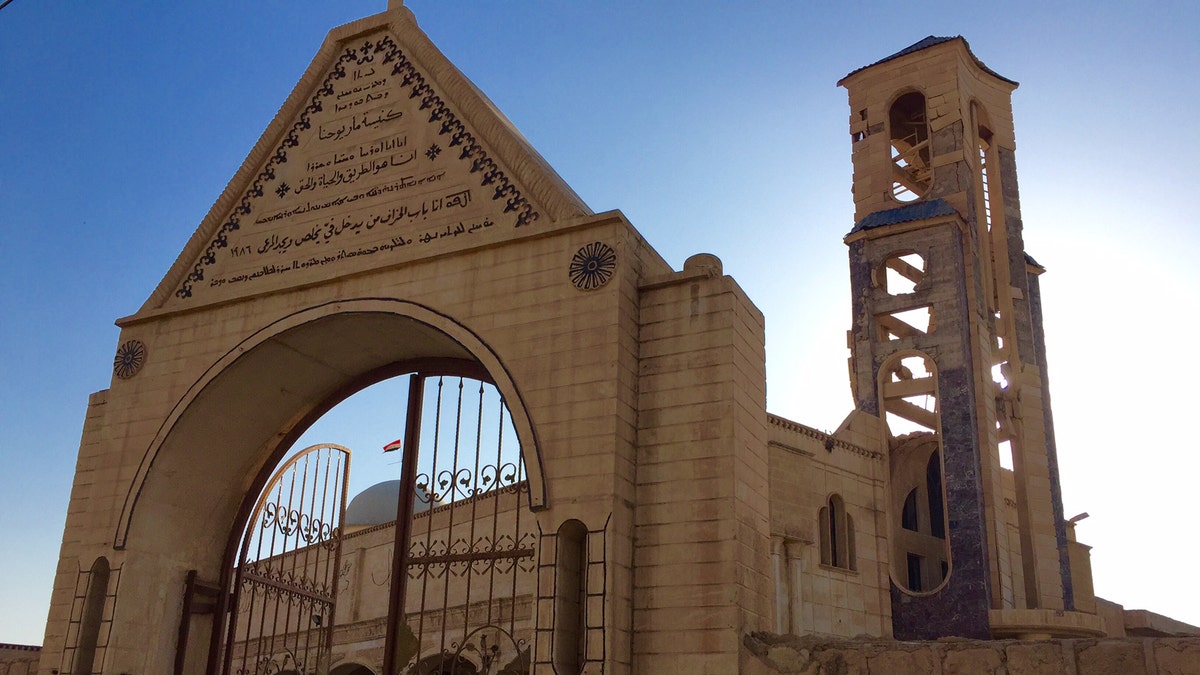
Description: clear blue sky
2,0,1198,646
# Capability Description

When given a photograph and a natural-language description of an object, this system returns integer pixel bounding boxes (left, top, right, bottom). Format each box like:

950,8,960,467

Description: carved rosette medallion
113,340,147,379
569,242,617,291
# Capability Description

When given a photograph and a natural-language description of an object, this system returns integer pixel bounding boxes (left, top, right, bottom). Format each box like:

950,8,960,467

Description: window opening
978,131,994,232
71,556,111,675
882,356,937,437
889,92,932,202
884,354,951,595
878,252,926,295
907,553,924,592
891,440,950,594
553,520,588,675
998,440,1014,470
878,306,933,341
819,495,856,571
902,489,920,532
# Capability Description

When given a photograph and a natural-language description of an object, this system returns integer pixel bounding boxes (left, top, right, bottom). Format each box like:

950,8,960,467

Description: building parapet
768,414,883,461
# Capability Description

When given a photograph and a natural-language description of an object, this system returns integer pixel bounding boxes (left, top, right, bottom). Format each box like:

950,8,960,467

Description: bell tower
839,37,1087,640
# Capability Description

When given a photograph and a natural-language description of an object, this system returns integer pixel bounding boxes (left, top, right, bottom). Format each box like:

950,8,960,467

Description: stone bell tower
838,37,1098,640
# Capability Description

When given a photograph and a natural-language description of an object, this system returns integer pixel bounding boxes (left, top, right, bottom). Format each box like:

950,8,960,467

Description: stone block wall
632,259,772,673
0,646,40,675
742,632,1200,675
767,417,890,639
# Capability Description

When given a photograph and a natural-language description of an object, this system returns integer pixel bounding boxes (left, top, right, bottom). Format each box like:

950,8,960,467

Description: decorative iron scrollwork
405,625,528,675
416,461,524,505
261,501,337,547
407,530,537,580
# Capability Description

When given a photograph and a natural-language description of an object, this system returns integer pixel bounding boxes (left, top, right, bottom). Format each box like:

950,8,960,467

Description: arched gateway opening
115,299,545,675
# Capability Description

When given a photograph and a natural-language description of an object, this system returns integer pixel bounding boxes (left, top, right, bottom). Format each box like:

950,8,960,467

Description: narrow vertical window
74,556,110,675
819,495,856,571
554,519,587,675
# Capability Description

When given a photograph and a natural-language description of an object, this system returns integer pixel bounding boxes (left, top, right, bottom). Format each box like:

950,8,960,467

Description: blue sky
2,0,1198,645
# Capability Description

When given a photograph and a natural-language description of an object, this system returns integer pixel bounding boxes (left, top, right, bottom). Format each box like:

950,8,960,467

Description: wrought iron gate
224,443,350,675
385,372,535,675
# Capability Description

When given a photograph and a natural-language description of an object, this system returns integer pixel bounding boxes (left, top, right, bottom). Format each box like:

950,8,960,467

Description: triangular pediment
140,7,590,314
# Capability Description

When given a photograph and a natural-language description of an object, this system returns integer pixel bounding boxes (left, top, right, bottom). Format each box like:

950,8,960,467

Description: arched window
889,91,932,202
891,435,951,594
73,556,110,675
881,352,952,594
819,495,856,571
554,519,588,675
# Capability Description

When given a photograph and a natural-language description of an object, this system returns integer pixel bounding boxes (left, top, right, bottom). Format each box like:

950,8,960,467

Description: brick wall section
633,267,771,673
743,633,1200,675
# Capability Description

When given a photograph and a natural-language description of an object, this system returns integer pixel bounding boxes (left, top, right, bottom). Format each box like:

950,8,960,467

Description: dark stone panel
848,240,880,416
933,119,964,155
932,161,972,199
891,364,992,640
890,232,993,640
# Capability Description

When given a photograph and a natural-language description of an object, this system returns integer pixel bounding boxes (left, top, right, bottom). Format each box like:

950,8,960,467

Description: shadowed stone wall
0,645,40,675
742,632,1200,675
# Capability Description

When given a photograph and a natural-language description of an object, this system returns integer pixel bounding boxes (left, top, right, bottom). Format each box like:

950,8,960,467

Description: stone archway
114,298,545,673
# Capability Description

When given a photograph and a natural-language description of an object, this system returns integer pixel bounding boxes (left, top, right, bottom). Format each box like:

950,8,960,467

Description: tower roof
848,199,958,235
838,35,1018,87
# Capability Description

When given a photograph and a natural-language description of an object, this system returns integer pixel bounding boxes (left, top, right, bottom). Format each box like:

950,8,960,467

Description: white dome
345,480,433,527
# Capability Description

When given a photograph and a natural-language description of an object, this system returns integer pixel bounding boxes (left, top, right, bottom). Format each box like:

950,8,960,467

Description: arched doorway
117,300,544,674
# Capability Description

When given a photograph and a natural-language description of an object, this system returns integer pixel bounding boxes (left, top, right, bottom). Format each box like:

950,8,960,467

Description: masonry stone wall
0,646,40,675
767,418,890,639
632,258,772,673
742,633,1200,675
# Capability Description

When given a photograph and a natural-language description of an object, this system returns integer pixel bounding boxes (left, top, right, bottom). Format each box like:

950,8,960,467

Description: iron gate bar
412,376,447,667
439,376,466,663
383,374,425,675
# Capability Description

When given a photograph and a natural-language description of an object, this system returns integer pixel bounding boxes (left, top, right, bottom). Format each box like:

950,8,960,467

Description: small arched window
819,495,856,571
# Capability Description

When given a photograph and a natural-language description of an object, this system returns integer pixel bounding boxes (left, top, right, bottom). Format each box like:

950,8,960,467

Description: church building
41,4,1192,675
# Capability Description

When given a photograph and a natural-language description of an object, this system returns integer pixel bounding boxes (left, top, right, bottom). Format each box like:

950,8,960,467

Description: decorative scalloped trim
768,414,882,461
